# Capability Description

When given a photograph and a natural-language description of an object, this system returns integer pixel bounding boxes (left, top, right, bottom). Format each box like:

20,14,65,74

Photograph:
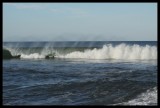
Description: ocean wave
20,53,45,59
123,87,157,105
58,44,157,60
4,44,157,60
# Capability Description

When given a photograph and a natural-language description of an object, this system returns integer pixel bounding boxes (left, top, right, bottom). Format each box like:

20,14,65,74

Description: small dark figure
13,55,21,59
45,53,55,59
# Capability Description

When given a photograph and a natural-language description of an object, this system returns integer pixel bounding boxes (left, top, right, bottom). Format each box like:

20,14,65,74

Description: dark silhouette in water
3,49,20,59
3,49,55,59
45,53,55,59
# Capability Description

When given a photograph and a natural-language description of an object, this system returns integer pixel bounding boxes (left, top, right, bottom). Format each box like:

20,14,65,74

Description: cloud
4,3,89,17
49,7,89,17
4,3,44,10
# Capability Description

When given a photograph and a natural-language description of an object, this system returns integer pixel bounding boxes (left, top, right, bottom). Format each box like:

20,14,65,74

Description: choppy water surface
3,41,157,105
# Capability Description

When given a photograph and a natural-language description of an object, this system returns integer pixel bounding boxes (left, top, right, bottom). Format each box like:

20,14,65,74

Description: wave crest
58,44,157,60
124,87,157,105
4,44,157,60
21,53,45,59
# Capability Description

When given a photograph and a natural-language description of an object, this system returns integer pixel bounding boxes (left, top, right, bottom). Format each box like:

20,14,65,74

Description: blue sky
3,3,157,41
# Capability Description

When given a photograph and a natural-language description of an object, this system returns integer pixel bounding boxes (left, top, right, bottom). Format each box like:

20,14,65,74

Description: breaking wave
123,87,157,105
58,44,157,60
20,53,45,59
3,44,157,60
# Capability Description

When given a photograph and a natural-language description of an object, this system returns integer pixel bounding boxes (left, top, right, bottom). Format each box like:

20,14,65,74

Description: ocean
3,41,157,105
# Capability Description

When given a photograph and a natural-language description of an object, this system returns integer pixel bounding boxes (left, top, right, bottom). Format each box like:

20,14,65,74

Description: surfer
45,53,55,59
13,55,21,59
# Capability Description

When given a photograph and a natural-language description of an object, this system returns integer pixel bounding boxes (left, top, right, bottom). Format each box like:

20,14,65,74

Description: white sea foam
20,53,45,59
123,87,157,105
6,44,157,60
58,44,157,60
